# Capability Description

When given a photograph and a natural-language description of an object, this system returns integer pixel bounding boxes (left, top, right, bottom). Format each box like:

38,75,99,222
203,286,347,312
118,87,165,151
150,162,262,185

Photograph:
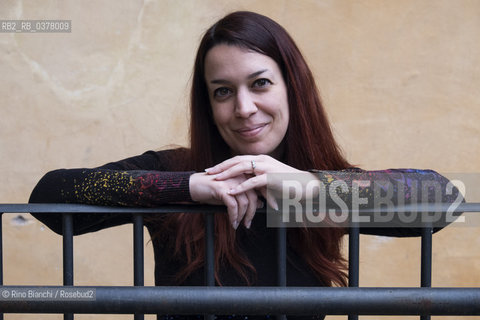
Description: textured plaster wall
0,1,479,320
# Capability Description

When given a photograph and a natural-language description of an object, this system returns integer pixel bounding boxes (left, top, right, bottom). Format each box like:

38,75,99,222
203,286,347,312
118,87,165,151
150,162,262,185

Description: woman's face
204,44,289,157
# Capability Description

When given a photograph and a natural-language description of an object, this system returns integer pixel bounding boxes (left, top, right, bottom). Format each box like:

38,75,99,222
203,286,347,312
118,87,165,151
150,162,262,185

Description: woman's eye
213,87,232,98
252,78,272,88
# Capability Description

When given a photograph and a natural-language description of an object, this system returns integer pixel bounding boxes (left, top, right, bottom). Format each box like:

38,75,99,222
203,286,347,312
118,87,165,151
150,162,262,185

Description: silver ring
251,160,256,173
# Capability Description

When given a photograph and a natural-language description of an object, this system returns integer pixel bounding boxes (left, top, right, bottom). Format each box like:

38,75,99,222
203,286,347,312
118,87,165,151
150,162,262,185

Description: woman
29,11,460,319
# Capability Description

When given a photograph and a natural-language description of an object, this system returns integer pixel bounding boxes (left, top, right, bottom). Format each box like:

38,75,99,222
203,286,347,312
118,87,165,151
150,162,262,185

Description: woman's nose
234,89,258,118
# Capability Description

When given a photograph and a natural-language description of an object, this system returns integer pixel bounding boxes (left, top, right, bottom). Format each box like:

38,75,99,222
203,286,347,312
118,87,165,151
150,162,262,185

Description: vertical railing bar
420,226,432,320
204,212,215,320
0,213,4,320
133,213,144,320
277,227,287,286
133,213,145,286
276,227,287,320
0,213,3,285
421,227,432,286
348,224,360,320
62,213,74,320
205,212,215,286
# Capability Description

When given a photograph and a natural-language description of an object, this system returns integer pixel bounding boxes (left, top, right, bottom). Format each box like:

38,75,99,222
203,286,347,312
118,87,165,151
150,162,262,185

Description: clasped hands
189,155,316,230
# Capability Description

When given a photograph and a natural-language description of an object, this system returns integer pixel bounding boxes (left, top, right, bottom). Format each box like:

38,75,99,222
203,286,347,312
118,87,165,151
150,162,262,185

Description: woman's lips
235,123,268,138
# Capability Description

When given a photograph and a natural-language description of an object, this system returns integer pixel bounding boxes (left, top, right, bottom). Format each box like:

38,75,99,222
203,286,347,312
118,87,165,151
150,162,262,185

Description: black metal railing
1,203,480,320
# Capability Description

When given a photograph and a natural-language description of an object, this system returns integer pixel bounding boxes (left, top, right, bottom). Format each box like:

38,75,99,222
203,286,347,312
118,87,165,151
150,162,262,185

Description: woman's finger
205,156,246,174
243,189,258,229
259,186,279,211
234,192,249,229
220,192,239,229
214,161,258,180
206,155,262,175
228,174,267,195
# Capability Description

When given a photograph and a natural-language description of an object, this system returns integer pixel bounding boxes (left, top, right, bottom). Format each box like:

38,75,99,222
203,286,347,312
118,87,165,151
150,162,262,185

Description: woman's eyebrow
210,69,269,84
247,69,268,79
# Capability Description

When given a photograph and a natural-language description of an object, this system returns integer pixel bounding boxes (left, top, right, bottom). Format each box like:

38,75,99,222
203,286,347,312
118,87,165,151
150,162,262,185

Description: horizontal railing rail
1,286,480,315
0,203,479,320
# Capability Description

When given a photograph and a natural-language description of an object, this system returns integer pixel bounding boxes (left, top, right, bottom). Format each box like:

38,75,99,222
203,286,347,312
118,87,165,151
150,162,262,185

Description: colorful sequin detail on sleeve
313,168,459,204
60,169,193,207
301,168,464,230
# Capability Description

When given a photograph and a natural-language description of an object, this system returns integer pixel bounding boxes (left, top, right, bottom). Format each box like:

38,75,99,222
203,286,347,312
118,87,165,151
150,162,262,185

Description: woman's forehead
204,45,280,82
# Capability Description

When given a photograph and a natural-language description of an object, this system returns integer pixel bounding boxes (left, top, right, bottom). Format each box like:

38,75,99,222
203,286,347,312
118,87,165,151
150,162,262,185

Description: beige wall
1,1,479,319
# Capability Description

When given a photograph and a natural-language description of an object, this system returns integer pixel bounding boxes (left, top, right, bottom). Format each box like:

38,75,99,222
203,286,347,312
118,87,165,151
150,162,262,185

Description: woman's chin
232,144,281,157
232,146,267,156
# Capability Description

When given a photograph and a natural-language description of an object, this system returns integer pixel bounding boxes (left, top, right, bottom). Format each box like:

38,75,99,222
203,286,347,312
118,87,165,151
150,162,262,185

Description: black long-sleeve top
28,148,462,320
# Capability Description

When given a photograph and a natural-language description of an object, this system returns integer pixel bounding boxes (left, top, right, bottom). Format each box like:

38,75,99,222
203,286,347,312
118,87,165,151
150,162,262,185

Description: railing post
133,213,144,320
277,227,287,286
0,213,3,285
204,212,215,320
62,213,74,320
348,224,360,320
276,227,287,320
420,226,433,320
0,212,4,320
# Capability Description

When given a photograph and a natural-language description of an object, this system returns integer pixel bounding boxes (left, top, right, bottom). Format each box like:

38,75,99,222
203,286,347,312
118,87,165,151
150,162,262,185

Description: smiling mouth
235,123,269,138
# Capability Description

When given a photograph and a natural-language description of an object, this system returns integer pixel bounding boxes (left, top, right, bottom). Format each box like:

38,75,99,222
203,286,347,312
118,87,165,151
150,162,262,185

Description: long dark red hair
166,11,352,287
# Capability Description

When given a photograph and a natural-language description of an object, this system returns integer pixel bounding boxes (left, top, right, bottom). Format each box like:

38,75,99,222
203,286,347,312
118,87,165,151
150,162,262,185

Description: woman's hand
189,172,259,229
205,155,316,210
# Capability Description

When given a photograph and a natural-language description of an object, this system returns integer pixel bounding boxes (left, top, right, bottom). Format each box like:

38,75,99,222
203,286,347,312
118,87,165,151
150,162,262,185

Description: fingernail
232,221,239,230
246,221,252,229
204,168,211,173
272,202,279,211
257,201,264,209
